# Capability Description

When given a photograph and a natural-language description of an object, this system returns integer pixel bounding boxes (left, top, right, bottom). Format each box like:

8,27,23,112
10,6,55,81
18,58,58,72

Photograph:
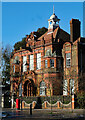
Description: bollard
30,103,32,115
22,101,25,109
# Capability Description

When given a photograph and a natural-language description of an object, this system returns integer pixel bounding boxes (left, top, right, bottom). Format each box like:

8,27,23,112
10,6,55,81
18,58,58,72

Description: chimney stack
70,19,81,43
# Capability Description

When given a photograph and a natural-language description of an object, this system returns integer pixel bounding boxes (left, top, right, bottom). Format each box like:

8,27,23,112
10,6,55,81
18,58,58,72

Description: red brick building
10,13,85,97
62,19,85,95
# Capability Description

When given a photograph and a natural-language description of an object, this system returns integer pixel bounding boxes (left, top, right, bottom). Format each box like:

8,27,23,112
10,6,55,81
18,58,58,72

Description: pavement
1,108,85,120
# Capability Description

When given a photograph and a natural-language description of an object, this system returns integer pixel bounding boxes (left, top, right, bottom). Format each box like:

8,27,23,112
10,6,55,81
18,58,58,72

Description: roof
37,26,70,43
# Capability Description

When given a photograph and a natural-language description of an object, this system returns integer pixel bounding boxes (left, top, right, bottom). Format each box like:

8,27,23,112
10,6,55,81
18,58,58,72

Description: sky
2,2,83,49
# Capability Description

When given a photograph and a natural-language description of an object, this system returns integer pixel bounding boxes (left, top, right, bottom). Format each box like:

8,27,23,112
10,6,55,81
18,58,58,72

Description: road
1,108,85,120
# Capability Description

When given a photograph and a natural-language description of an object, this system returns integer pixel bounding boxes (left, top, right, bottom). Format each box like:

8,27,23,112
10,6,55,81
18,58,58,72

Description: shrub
75,91,85,109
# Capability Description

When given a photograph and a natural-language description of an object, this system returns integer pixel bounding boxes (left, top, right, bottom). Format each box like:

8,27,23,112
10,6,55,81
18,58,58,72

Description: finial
53,5,54,14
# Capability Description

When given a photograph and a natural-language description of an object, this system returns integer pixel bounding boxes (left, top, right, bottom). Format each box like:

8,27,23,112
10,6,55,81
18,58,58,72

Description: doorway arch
24,80,34,96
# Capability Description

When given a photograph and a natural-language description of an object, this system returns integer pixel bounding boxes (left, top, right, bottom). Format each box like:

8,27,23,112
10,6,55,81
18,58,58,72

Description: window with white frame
70,79,74,95
45,60,48,68
66,53,71,67
29,55,34,70
50,59,54,67
63,79,68,95
40,81,46,96
37,53,41,70
23,56,27,72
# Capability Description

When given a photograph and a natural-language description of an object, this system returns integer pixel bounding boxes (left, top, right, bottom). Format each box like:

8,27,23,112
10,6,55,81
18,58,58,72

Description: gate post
33,101,36,109
72,95,75,109
22,101,25,109
57,101,60,109
45,101,47,109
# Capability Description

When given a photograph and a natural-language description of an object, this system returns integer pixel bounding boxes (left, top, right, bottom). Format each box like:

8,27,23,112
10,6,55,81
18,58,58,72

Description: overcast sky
2,2,83,48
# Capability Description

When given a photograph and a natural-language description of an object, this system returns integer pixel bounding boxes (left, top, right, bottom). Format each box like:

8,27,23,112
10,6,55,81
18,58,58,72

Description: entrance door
24,80,33,96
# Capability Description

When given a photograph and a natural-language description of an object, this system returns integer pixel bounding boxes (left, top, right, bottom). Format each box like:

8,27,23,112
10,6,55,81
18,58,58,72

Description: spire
53,5,54,14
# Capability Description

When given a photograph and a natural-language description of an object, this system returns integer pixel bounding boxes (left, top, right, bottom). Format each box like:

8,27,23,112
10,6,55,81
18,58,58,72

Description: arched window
40,81,46,96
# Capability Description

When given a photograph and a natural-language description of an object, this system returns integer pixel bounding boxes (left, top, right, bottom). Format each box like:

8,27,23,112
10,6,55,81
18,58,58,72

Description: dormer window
46,49,51,56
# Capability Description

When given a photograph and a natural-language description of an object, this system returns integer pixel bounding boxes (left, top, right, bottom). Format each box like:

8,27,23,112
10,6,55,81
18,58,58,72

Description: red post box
16,99,20,109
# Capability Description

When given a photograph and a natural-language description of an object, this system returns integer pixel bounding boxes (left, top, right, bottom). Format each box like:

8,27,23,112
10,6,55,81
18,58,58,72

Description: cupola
48,6,60,31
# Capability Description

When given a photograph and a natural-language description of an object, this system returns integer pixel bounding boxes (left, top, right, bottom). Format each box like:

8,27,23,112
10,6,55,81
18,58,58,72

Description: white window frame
66,53,71,67
29,55,34,70
37,53,41,70
23,56,27,72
